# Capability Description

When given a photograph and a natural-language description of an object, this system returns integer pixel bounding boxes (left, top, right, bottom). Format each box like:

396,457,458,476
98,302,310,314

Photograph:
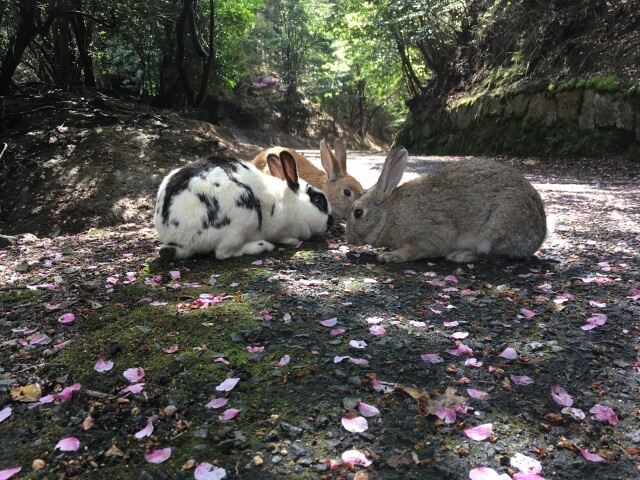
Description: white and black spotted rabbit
155,152,334,260
346,148,547,263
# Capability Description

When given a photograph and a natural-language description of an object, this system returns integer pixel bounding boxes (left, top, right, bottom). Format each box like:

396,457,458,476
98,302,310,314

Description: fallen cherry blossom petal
464,423,493,441
421,353,444,363
369,325,386,335
498,347,518,359
135,420,154,439
55,437,80,452
409,320,427,328
469,467,511,480
0,467,21,480
342,449,372,467
145,447,171,464
550,385,573,407
0,406,12,423
371,379,396,393
446,344,472,356
246,346,264,353
58,313,75,323
216,378,240,392
350,357,369,366
581,313,607,330
519,308,535,318
444,275,458,283
326,458,340,470
349,339,367,349
195,462,227,480
578,447,605,462
434,407,457,424
589,404,619,425
251,259,263,265
120,383,145,394
319,318,338,327
334,355,349,363
277,355,290,366
510,375,534,385
451,331,469,339
219,408,241,420
123,367,145,383
465,358,483,367
341,416,368,432
169,270,181,280
163,345,179,354
94,358,114,372
561,406,586,420
57,383,81,402
467,388,489,400
443,321,459,327
205,397,229,409
330,328,346,336
511,452,542,474
358,402,380,417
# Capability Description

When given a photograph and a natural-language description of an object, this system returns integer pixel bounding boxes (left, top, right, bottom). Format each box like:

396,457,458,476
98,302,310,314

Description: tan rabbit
250,140,364,221
346,147,547,263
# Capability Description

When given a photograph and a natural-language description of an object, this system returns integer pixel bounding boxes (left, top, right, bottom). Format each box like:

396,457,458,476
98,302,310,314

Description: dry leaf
398,385,430,400
424,387,465,415
104,443,125,457
386,453,413,468
182,459,197,469
354,471,369,480
82,416,94,430
10,384,42,402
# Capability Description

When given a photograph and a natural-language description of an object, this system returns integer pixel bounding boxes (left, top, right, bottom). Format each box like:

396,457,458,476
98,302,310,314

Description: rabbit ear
279,151,301,192
333,139,347,172
267,153,286,180
372,147,408,203
320,139,343,181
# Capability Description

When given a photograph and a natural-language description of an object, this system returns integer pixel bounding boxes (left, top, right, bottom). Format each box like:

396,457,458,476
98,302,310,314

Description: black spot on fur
307,186,329,214
231,178,262,230
270,204,275,217
197,193,231,229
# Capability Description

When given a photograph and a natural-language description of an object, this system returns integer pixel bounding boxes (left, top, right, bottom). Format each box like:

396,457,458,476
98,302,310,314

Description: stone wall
397,87,640,157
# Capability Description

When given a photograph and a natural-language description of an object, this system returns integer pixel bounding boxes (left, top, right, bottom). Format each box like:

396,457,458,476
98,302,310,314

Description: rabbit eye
343,189,352,197
354,209,363,219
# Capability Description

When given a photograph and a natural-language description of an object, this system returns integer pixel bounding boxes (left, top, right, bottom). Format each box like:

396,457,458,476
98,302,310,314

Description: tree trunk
175,0,195,106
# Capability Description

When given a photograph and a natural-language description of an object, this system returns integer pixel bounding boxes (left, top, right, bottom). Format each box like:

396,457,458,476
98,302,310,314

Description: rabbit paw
377,246,420,263
445,250,478,263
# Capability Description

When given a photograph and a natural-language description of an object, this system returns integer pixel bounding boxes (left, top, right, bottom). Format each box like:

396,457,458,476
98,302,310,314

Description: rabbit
155,152,335,260
250,139,364,221
345,147,547,263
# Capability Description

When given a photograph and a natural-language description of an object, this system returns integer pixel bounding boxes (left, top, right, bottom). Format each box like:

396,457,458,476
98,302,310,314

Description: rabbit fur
250,139,364,220
155,152,334,260
346,148,547,263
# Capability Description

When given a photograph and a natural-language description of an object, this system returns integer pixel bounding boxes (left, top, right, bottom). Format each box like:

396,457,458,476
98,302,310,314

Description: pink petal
341,449,372,467
451,331,469,339
581,313,607,330
589,404,619,425
357,402,380,417
58,313,75,324
135,419,154,439
350,357,369,366
57,383,81,403
443,321,459,327
369,325,386,335
365,316,383,324
219,408,241,420
334,355,349,363
121,383,145,394
520,308,535,318
465,358,483,367
55,436,80,452
561,406,585,420
510,375,534,385
145,447,171,464
409,320,427,328
251,259,263,265
371,379,396,393
464,423,493,441
550,385,573,407
0,406,11,423
330,328,346,336
349,339,367,349
511,452,542,474
205,397,229,409
444,275,458,283
216,378,240,392
163,345,179,354
123,367,145,383
434,407,457,424
578,447,605,462
94,358,114,372
498,347,518,359
195,462,227,480
469,466,511,480
421,353,444,363
277,355,290,366
319,318,337,327
0,467,22,480
363,278,377,284
169,270,181,280
247,346,264,353
467,388,489,400
341,416,368,432
446,344,472,356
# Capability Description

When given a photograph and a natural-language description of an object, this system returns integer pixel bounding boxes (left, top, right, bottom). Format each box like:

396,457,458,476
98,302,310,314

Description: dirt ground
1,88,640,480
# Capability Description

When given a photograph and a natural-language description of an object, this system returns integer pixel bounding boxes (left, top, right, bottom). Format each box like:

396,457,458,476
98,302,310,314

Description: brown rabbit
346,147,548,263
250,140,364,221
